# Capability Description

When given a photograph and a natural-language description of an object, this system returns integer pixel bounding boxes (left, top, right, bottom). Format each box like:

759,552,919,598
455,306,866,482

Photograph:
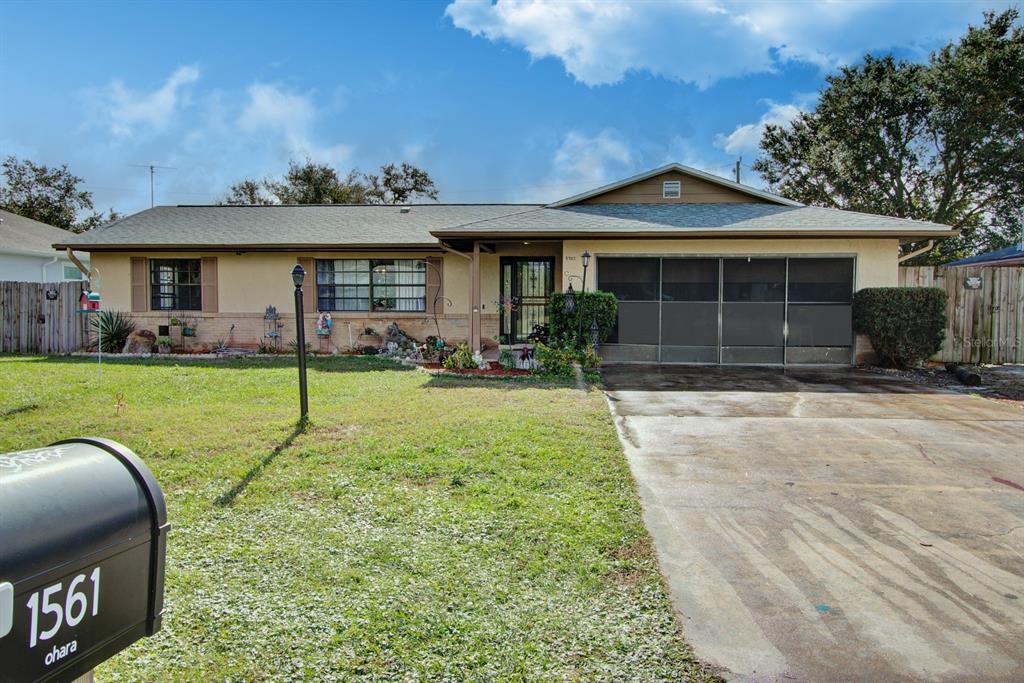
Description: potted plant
357,326,382,348
155,337,173,354
181,318,197,337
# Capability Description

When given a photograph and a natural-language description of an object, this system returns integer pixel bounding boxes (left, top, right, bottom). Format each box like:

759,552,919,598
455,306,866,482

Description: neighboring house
945,244,1024,267
54,163,955,365
0,209,89,283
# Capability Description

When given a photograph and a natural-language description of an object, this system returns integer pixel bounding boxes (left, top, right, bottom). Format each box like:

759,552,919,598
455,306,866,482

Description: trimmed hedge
852,287,947,368
548,290,618,349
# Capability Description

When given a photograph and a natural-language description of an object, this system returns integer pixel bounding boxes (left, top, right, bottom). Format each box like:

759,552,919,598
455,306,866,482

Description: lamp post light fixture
588,317,601,347
580,250,591,294
563,282,577,314
291,264,309,422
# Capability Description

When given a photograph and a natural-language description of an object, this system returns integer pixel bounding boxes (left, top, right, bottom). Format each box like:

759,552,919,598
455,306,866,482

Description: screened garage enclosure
597,256,855,365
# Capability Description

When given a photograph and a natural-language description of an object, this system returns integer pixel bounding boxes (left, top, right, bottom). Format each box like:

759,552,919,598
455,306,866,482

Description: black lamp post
291,264,309,421
580,250,591,293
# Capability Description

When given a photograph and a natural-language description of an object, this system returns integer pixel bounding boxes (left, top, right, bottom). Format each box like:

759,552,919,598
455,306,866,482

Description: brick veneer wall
854,334,876,365
116,311,498,353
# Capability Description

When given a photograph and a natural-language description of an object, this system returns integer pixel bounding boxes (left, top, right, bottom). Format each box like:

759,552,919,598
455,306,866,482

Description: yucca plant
88,310,136,352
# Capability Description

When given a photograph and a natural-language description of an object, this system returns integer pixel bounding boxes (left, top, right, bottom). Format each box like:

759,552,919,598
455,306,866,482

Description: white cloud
715,99,808,154
91,65,200,136
512,128,634,202
238,83,351,166
445,0,980,87
553,129,633,186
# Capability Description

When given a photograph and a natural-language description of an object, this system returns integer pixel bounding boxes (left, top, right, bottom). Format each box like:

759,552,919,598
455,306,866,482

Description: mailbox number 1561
25,568,100,648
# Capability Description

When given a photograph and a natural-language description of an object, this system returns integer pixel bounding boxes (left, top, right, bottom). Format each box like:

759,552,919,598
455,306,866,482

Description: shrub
358,345,378,356
581,344,602,369
534,342,577,378
853,287,947,368
88,310,136,352
548,291,617,349
442,343,476,370
498,348,516,369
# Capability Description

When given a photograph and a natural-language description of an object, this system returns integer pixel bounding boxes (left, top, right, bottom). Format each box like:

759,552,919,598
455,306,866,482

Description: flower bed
421,361,531,377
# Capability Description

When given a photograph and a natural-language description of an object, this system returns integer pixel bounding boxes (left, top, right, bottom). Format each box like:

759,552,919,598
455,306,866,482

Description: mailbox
0,438,168,683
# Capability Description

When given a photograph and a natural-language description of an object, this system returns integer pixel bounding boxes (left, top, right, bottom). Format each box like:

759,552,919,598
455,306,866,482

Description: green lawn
0,355,712,682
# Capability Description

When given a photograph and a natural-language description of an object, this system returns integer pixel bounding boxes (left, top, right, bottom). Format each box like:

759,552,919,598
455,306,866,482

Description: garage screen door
598,257,853,364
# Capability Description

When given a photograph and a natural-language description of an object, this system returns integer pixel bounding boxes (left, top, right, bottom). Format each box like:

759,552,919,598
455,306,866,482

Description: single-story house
54,163,955,365
945,244,1024,267
1,209,89,283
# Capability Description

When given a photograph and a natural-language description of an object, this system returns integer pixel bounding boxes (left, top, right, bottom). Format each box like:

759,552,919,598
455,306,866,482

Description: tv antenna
130,164,175,208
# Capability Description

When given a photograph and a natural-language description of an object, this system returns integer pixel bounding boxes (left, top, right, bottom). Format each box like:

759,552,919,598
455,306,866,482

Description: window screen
662,259,718,301
597,257,659,301
787,258,854,303
316,259,426,312
150,259,201,310
722,259,786,302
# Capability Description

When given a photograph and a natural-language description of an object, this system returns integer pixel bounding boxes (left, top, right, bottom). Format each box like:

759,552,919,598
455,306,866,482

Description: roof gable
0,209,75,255
547,163,801,208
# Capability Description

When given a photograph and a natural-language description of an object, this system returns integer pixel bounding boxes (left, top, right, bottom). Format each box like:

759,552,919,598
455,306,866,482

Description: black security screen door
501,257,554,344
598,256,854,364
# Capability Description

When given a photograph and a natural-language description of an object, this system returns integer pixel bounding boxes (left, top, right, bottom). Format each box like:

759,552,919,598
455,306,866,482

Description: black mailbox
0,438,168,683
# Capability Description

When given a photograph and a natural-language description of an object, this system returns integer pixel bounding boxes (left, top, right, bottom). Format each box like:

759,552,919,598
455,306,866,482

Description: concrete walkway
603,366,1024,682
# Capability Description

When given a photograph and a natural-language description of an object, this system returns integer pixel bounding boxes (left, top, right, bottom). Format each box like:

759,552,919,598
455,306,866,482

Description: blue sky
0,0,1010,215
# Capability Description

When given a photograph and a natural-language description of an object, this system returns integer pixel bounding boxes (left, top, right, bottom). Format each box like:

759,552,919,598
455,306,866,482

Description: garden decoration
114,392,126,416
181,319,197,337
77,289,103,379
263,305,282,352
382,322,421,360
315,312,333,353
315,312,333,336
291,265,309,422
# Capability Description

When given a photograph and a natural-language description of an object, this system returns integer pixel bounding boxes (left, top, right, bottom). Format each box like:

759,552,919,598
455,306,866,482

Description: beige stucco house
55,164,954,364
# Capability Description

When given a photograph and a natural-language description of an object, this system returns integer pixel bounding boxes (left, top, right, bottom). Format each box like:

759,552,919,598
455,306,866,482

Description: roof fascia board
431,228,958,239
546,163,803,208
51,243,446,253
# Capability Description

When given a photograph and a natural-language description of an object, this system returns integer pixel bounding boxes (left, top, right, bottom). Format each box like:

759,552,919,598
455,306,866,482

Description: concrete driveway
603,366,1024,682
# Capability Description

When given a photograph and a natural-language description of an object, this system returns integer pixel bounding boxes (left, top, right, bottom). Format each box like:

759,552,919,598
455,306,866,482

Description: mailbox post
0,438,168,683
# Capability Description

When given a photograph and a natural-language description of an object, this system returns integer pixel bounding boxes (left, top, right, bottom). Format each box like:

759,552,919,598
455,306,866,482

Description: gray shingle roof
0,209,79,255
55,202,955,251
432,204,956,237
945,244,1024,266
56,204,542,249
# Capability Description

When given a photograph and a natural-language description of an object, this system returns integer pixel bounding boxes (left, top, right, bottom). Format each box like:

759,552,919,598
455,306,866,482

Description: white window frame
662,180,681,199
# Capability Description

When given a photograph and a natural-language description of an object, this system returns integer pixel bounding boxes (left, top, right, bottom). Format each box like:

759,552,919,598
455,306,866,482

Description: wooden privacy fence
1,281,89,354
899,265,1024,364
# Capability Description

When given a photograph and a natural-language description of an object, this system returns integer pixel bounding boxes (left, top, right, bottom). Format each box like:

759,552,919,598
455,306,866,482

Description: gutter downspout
66,248,98,289
898,240,935,264
439,242,472,260
42,255,59,282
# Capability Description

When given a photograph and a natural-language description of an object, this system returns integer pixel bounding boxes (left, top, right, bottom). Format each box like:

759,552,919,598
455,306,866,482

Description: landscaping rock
122,329,157,354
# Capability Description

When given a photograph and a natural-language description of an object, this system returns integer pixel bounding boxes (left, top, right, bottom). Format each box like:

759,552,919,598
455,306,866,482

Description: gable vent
662,180,681,199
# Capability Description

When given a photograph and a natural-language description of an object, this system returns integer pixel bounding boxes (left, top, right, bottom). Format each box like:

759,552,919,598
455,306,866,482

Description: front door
500,257,554,344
